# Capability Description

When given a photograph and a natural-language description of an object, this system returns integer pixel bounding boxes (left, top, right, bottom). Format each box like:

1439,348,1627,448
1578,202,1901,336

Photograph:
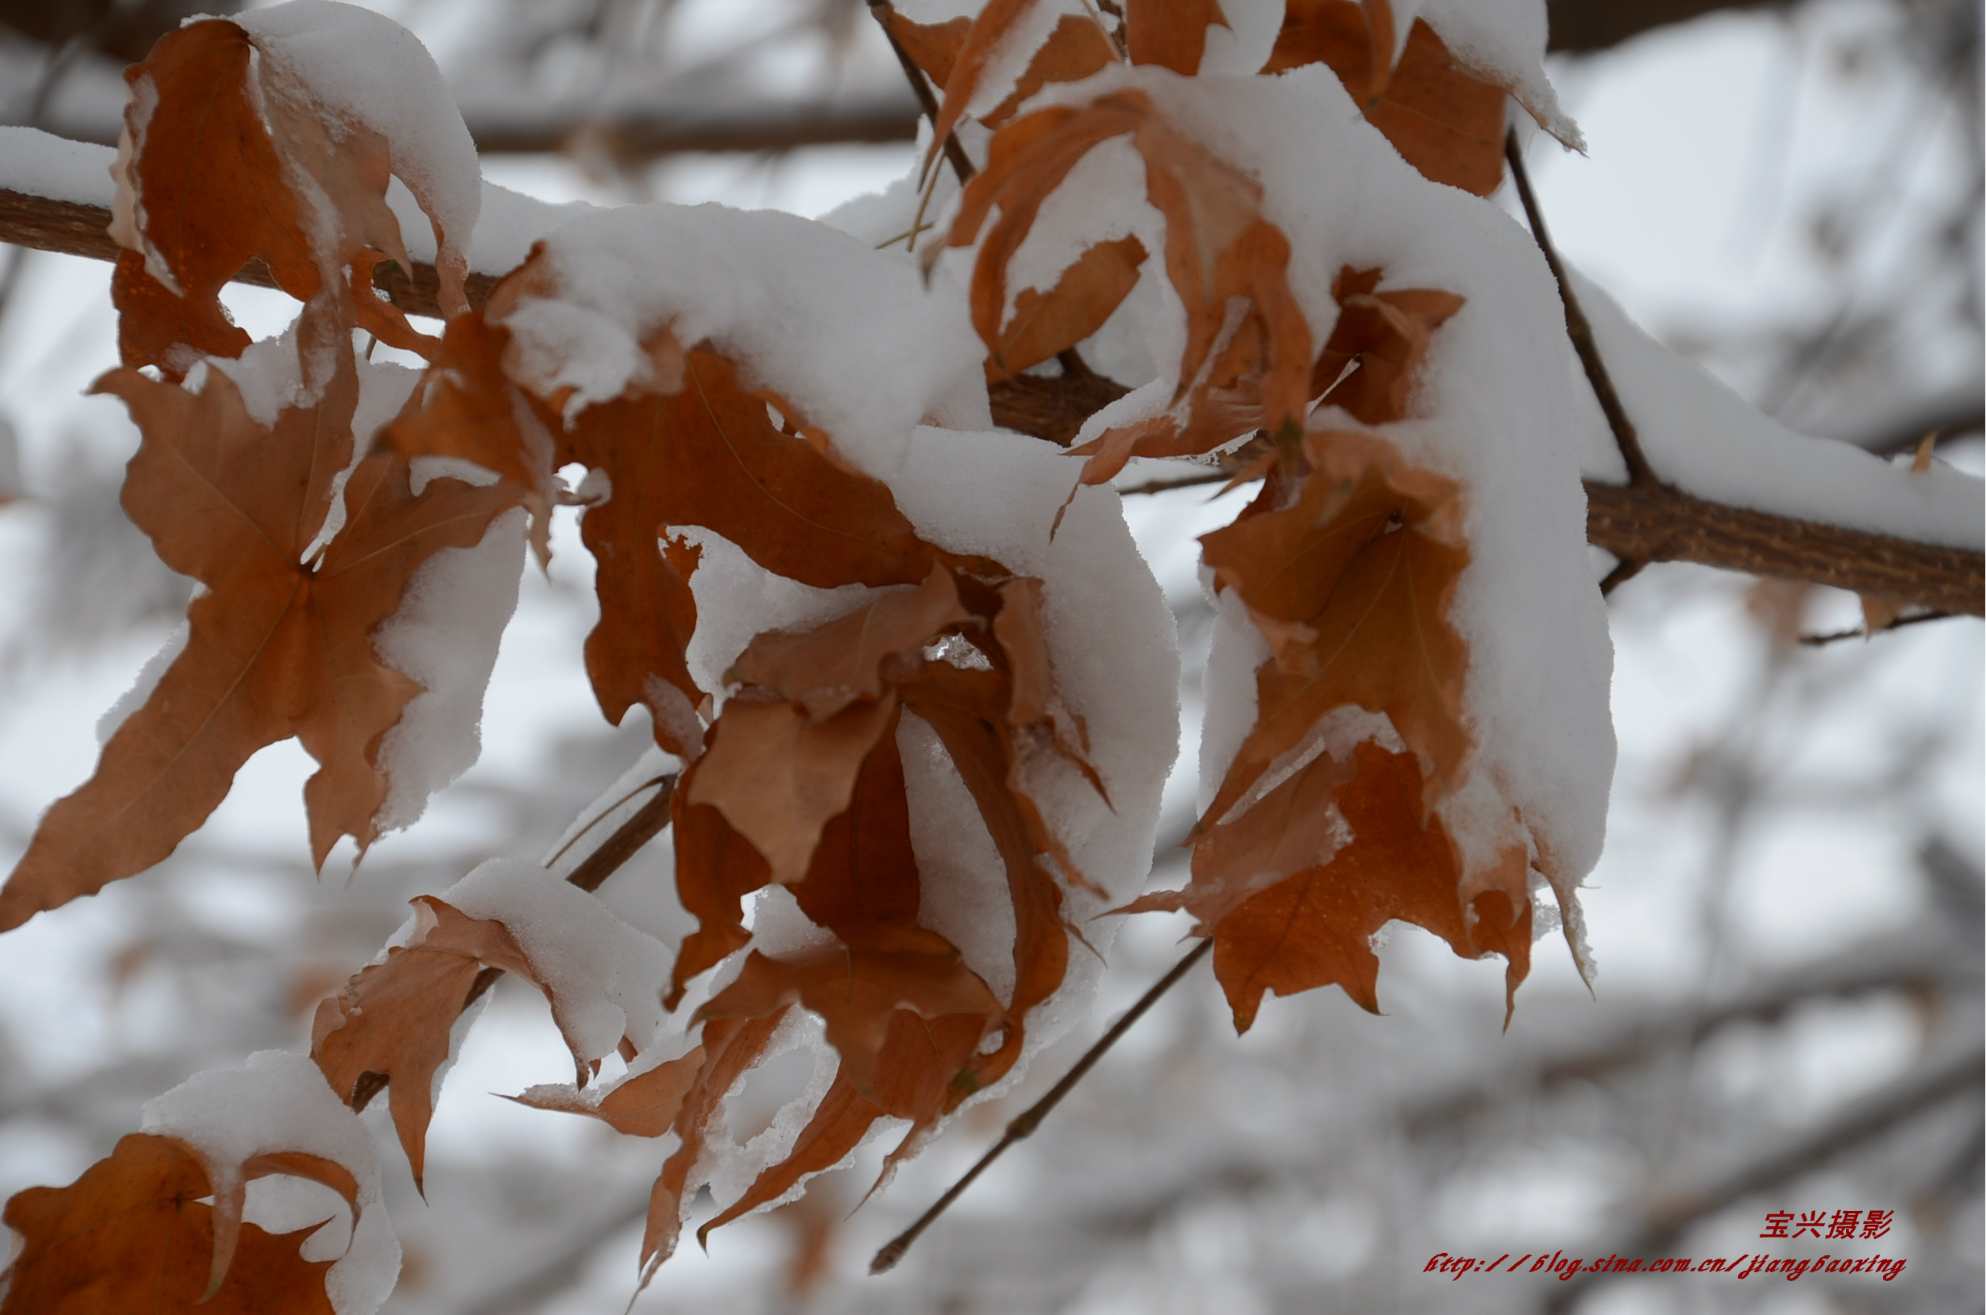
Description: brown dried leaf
1267,0,1509,196
110,19,456,377
728,565,969,720
699,943,1000,1103
1206,743,1530,1026
1310,266,1466,424
0,1134,337,1315
988,235,1148,382
1124,0,1232,74
951,90,1311,483
687,696,902,886
311,896,537,1188
642,1011,788,1271
0,368,514,931
1199,431,1471,830
879,7,971,88
509,1046,707,1138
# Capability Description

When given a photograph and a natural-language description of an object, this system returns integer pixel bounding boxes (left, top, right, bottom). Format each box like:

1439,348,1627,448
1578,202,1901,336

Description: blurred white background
0,2,1976,1312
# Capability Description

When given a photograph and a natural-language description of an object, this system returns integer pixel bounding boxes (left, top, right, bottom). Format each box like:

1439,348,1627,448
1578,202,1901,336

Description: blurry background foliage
0,1,1976,1313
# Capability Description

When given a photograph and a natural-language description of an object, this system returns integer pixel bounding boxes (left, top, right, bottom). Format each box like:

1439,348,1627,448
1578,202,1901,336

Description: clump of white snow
236,1,481,308
371,506,527,833
141,1051,399,1315
441,858,674,1063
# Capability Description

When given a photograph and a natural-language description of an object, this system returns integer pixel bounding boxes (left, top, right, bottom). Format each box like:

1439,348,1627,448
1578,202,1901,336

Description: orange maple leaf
988,235,1149,382
1134,426,1539,1023
0,367,515,932
0,1135,340,1315
1198,429,1472,830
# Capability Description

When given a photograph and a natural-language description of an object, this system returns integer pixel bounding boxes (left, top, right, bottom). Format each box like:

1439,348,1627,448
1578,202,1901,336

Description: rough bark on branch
0,187,1976,615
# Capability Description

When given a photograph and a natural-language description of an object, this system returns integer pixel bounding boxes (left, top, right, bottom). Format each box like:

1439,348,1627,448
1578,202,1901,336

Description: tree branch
21,96,922,161
1545,0,1793,54
1584,481,1982,615
1,185,1976,615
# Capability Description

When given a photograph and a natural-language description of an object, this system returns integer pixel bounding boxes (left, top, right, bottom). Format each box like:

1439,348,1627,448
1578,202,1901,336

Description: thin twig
1118,469,1232,496
1504,129,1660,490
869,938,1214,1274
867,0,975,186
1799,608,1954,647
459,776,678,1013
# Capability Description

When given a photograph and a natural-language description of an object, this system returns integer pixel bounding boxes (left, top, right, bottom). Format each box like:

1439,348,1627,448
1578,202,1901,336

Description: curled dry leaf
0,1134,339,1315
1312,266,1467,423
950,87,1311,483
988,235,1149,382
311,897,535,1190
1199,743,1529,1026
109,18,458,377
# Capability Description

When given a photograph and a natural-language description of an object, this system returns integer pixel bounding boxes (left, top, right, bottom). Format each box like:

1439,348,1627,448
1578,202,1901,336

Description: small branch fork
870,938,1214,1274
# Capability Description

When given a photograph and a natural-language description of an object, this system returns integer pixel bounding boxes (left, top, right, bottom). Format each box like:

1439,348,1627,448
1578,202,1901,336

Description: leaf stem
869,937,1214,1274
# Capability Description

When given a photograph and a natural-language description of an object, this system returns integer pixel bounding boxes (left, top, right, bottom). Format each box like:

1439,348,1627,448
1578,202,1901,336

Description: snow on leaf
315,874,674,1188
642,1012,789,1271
949,86,1311,484
109,17,459,380
310,896,534,1190
698,943,1001,1110
0,1135,337,1315
922,0,1050,179
1266,0,1509,196
1133,425,1539,1022
1197,429,1472,830
0,367,515,932
987,235,1149,382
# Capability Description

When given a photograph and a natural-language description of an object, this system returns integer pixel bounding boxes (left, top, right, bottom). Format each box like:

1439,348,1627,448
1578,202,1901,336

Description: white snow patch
141,1051,398,1315
237,1,480,294
441,857,674,1062
1572,269,1984,550
371,505,527,833
0,126,115,206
